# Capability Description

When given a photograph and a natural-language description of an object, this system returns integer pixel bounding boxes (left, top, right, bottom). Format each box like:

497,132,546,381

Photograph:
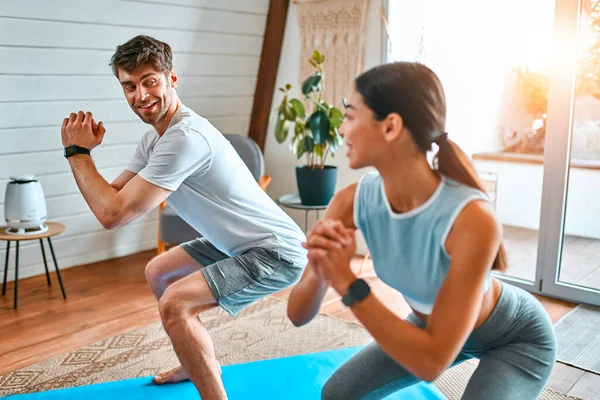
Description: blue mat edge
5,346,447,399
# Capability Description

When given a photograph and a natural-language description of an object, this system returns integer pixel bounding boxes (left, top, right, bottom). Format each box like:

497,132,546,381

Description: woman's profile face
339,89,388,170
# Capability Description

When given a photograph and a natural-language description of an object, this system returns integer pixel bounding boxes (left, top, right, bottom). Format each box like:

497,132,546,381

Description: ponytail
354,62,508,273
434,139,508,272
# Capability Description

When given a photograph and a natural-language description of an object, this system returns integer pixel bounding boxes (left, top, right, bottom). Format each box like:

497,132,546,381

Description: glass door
386,0,557,292
540,0,600,306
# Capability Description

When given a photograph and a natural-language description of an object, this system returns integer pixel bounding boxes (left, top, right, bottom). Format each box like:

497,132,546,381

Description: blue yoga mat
7,347,446,399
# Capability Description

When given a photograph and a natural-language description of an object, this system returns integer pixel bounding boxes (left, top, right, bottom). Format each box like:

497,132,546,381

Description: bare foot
153,361,222,385
153,365,189,384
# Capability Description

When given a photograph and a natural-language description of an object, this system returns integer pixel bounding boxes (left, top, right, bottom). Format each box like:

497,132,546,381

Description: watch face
66,146,81,157
342,279,370,306
353,279,371,298
65,146,89,158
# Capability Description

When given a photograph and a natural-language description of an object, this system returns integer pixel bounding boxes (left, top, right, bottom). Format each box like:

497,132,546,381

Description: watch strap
64,145,91,158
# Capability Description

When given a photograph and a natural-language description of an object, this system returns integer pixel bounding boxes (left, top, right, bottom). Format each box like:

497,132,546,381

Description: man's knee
145,253,170,290
158,286,189,328
145,256,159,282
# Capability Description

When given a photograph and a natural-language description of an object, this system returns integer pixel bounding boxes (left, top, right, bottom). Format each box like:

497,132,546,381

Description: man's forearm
68,154,121,228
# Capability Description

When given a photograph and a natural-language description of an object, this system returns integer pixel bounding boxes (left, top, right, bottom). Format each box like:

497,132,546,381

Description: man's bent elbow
99,212,123,230
100,217,117,230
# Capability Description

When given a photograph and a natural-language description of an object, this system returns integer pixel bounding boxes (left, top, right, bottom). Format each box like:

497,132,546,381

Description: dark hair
354,62,507,272
110,35,173,78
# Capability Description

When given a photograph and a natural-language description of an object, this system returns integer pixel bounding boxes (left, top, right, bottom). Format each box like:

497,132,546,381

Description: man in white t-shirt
60,35,307,399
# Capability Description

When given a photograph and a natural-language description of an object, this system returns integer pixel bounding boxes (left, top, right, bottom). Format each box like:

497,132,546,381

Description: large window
386,0,600,302
387,0,600,160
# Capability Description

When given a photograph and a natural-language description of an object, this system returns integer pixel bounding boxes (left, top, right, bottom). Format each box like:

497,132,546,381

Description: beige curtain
295,0,369,108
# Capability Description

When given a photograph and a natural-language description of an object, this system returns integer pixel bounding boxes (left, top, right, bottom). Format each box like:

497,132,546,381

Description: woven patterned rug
555,304,600,374
435,359,581,400
0,297,579,399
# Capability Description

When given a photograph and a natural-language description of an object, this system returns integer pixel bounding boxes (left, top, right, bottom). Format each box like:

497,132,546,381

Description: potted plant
273,50,344,206
502,67,549,154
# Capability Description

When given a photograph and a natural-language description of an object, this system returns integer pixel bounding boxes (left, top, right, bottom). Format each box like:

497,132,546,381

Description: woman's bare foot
153,361,222,385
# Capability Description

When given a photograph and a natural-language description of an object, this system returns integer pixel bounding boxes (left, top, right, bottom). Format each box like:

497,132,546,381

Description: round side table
277,194,329,233
0,222,67,309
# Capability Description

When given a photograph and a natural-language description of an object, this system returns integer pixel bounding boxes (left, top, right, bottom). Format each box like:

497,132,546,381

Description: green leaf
309,59,319,69
290,99,305,119
282,105,296,121
303,136,315,154
274,115,289,144
308,110,331,145
335,128,344,146
285,83,292,90
301,74,322,95
294,122,304,139
314,143,323,157
328,126,343,152
329,106,344,127
310,100,329,114
312,50,324,64
295,138,306,159
277,95,289,112
278,87,285,92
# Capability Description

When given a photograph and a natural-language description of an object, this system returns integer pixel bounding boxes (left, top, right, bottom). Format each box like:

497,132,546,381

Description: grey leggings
322,282,557,400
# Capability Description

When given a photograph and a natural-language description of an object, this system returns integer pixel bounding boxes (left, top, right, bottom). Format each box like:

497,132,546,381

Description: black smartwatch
64,145,91,159
341,278,371,307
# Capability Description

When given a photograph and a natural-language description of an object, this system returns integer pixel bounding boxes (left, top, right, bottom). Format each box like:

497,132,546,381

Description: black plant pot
295,165,338,206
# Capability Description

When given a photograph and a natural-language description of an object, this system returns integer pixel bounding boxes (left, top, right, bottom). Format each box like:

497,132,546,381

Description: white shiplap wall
0,0,268,282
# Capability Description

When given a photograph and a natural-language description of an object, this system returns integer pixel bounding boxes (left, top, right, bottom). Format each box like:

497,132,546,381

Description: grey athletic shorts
181,237,305,317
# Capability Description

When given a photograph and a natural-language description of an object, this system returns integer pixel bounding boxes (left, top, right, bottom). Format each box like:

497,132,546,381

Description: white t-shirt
126,105,307,266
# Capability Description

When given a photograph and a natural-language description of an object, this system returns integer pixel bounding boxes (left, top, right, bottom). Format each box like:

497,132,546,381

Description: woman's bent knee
321,376,345,400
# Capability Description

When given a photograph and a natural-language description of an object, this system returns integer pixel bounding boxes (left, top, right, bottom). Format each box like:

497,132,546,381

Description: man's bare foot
153,365,188,384
153,361,222,385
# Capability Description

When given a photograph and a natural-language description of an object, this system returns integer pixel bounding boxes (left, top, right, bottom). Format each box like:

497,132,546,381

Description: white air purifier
4,175,48,235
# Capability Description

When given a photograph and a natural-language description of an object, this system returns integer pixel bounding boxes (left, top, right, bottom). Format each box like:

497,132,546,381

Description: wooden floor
503,225,600,289
1,249,598,398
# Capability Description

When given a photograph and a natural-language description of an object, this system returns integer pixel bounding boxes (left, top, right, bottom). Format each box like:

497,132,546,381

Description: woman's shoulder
445,198,502,255
327,171,380,229
359,170,381,185
441,176,489,201
327,182,359,229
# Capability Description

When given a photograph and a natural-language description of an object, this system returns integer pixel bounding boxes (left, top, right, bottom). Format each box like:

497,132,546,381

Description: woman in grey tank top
287,62,557,400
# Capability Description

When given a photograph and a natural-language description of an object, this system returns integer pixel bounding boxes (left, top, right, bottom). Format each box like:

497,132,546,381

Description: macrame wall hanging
294,0,370,108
